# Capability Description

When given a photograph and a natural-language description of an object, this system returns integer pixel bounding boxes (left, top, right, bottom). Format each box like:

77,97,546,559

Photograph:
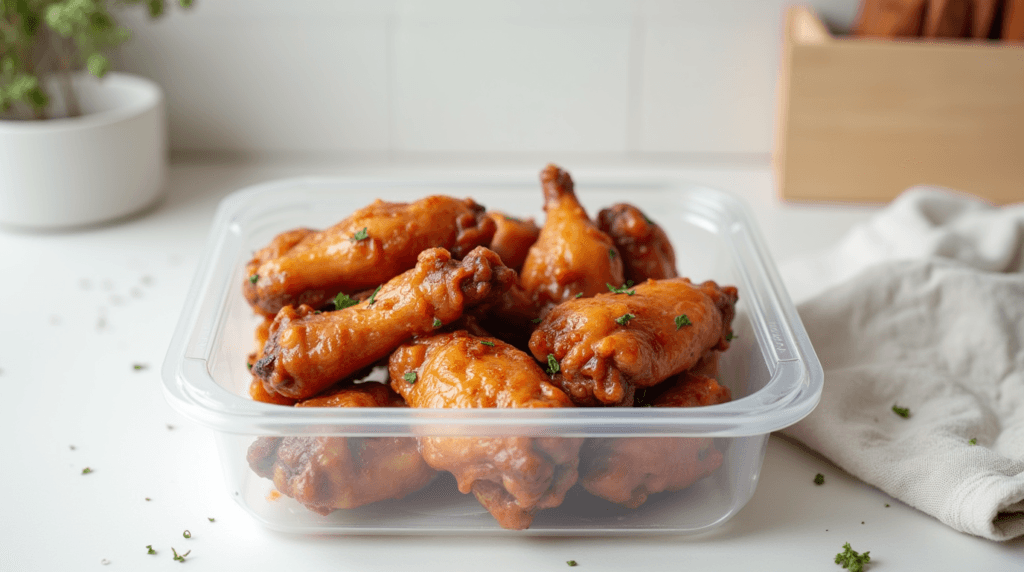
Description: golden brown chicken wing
245,382,436,514
518,165,624,312
530,278,737,406
253,246,516,400
388,331,581,530
597,203,678,284
485,211,540,272
579,373,731,508
244,195,496,316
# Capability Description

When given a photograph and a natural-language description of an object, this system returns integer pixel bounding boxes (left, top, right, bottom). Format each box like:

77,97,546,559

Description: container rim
162,175,823,438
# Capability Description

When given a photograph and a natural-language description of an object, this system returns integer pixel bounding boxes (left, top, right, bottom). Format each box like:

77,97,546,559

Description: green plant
1,0,193,120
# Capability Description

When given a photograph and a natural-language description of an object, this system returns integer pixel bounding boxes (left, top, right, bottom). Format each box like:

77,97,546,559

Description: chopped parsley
367,285,382,305
969,438,977,445
146,545,156,555
133,363,147,371
567,561,578,567
606,283,635,295
183,530,191,539
725,331,737,341
208,517,215,522
246,362,253,370
531,317,543,324
145,497,151,501
81,467,93,475
891,404,911,418
674,314,692,329
432,317,442,328
403,372,417,384
546,354,560,377
479,341,496,347
333,292,359,311
614,313,636,326
172,548,191,563
574,292,584,298
351,227,369,241
249,274,259,284
834,542,870,572
608,248,617,260
814,473,825,485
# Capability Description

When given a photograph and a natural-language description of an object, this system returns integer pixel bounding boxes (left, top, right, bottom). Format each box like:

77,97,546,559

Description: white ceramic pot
0,73,166,230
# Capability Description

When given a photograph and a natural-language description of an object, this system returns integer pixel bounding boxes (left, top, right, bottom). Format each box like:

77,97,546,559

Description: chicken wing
245,382,436,514
518,165,624,312
254,246,516,400
597,203,678,284
529,278,737,406
389,331,581,530
579,373,731,508
485,211,540,272
244,195,496,316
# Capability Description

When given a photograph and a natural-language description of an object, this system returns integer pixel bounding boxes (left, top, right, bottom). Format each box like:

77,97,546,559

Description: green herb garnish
814,473,825,485
249,274,259,284
172,548,190,563
531,317,543,324
208,517,215,522
367,285,382,305
246,362,253,370
834,542,870,572
351,227,369,241
403,372,417,384
608,248,617,260
546,354,560,377
575,292,584,298
333,292,359,311
969,438,977,445
892,404,910,418
606,283,635,295
674,314,692,329
183,530,191,539
725,331,737,341
146,545,156,555
614,313,636,326
480,341,496,347
567,561,578,567
81,467,93,475
432,317,442,328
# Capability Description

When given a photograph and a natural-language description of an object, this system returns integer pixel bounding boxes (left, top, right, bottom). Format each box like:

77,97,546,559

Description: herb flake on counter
208,517,215,522
172,548,190,563
891,404,910,418
249,274,259,284
367,285,382,305
615,313,636,326
726,331,737,341
351,227,369,241
145,497,151,501
567,561,578,567
146,545,157,555
969,438,977,445
834,542,870,572
183,530,191,539
432,317,442,328
133,363,147,371
81,467,93,475
403,372,417,384
333,292,359,311
674,314,692,329
546,354,560,377
814,473,825,485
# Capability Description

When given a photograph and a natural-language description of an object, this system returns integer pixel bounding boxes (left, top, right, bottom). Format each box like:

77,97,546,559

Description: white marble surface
2,158,1021,571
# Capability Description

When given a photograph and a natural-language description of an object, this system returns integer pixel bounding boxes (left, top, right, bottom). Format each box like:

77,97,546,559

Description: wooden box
773,6,1024,204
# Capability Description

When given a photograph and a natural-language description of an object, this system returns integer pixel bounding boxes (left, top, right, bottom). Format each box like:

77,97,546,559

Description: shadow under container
162,176,823,535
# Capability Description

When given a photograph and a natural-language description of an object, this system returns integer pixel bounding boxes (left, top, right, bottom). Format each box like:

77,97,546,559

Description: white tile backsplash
113,0,858,157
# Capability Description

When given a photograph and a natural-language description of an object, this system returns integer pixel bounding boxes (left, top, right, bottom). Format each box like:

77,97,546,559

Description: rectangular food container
162,175,823,535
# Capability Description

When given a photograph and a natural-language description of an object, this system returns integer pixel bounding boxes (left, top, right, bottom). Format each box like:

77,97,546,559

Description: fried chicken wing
529,278,738,406
485,212,540,272
244,196,496,316
597,203,678,284
246,382,436,514
518,165,624,312
389,331,581,530
580,373,731,508
254,246,516,400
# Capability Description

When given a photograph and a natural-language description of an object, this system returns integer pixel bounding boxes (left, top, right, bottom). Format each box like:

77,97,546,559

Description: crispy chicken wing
485,212,540,272
597,203,678,284
246,382,436,514
254,246,516,400
518,165,624,312
244,196,496,316
389,331,581,530
529,278,737,406
580,373,731,508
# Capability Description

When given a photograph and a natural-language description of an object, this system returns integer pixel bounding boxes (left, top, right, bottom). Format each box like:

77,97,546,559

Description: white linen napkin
778,187,1024,541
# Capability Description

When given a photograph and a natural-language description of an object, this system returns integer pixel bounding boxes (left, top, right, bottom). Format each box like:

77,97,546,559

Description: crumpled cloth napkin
778,187,1024,541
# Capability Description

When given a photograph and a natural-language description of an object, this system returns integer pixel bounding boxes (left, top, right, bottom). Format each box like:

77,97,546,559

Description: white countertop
2,158,1021,570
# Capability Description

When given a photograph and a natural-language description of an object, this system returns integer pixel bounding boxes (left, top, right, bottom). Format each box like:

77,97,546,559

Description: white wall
115,0,859,158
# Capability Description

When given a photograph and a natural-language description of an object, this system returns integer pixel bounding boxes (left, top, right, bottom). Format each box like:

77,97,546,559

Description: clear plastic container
162,176,823,535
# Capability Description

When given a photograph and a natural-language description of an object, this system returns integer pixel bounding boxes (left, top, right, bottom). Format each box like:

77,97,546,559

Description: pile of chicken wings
243,165,738,529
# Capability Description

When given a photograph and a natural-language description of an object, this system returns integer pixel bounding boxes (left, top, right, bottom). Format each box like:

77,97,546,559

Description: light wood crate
773,6,1024,204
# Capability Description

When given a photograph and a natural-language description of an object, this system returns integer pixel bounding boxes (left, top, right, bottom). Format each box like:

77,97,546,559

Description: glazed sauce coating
597,203,678,284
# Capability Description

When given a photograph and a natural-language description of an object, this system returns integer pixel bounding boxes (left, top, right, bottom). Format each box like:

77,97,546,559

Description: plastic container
162,176,823,535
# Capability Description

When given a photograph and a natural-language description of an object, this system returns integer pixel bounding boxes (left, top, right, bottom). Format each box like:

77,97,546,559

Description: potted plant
0,0,193,230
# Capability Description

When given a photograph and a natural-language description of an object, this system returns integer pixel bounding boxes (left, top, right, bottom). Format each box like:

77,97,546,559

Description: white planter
0,73,166,230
